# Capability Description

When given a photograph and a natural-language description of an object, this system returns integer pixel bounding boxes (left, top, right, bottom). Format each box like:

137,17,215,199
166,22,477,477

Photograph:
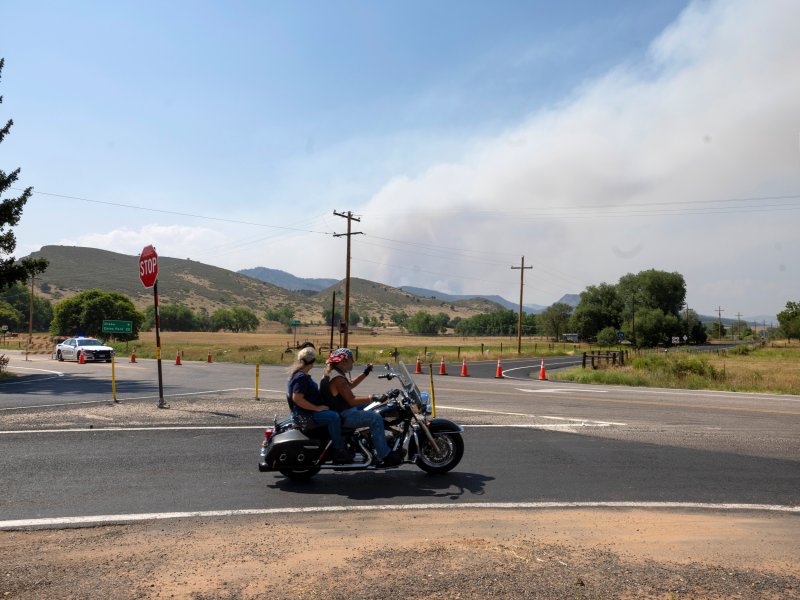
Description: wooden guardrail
582,350,628,369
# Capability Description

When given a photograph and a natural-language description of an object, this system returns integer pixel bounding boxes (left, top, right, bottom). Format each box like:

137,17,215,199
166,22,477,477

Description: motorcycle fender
426,418,464,434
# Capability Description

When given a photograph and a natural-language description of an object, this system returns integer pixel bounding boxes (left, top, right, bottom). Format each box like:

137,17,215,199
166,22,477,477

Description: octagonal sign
139,245,158,288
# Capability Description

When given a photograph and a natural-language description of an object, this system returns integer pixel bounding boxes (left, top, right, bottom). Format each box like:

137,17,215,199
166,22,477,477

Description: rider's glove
362,364,373,377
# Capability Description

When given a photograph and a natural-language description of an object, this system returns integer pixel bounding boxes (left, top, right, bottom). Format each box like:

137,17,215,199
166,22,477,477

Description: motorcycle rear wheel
416,432,464,474
279,467,321,481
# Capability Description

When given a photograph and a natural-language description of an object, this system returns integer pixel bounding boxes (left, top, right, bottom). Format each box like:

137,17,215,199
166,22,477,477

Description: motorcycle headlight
420,392,431,415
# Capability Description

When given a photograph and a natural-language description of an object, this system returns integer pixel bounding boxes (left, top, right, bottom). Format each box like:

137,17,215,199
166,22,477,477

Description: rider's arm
331,377,371,407
349,363,373,390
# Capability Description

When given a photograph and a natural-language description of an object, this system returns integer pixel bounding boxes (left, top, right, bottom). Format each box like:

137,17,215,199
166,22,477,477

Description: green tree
618,270,686,318
0,298,22,329
210,308,235,332
405,311,443,335
777,301,800,341
265,306,295,326
572,283,622,341
0,282,53,330
50,289,144,340
596,326,619,347
708,321,726,339
348,310,360,327
539,303,573,341
144,304,199,331
322,306,344,327
1,59,49,290
390,311,409,328
231,307,259,332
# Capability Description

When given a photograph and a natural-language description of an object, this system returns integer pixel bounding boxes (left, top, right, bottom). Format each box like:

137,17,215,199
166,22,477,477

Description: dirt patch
2,509,798,599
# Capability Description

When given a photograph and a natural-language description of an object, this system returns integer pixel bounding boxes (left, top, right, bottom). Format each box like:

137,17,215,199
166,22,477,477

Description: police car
55,337,115,362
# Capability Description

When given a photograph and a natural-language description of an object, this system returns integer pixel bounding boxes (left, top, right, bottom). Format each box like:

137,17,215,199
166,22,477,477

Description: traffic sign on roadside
102,320,132,334
139,245,158,288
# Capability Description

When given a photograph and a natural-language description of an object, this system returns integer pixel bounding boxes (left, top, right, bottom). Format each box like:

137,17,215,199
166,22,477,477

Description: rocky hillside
24,246,505,324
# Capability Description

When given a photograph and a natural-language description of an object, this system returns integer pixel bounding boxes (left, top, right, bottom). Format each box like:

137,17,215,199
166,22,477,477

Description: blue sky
2,0,798,319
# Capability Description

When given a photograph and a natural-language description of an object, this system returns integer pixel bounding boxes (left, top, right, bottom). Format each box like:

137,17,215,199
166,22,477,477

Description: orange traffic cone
494,358,503,378
175,351,182,366
460,358,469,377
207,351,212,363
439,356,448,375
130,351,136,363
538,358,548,381
79,351,86,365
415,356,422,374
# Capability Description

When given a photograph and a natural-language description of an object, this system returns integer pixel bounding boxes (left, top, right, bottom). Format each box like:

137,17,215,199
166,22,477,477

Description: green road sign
102,320,133,334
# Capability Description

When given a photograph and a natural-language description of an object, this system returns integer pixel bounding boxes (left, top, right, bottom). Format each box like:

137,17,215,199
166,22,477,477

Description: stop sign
139,245,158,288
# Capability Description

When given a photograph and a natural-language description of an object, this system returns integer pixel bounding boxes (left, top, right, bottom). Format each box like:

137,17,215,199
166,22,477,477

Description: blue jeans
340,406,390,459
296,409,345,449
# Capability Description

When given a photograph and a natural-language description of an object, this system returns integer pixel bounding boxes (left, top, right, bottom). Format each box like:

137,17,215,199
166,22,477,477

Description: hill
27,245,306,317
24,246,505,325
309,279,506,322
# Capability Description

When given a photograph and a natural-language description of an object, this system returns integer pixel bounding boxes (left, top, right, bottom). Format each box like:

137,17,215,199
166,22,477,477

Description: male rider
319,348,404,467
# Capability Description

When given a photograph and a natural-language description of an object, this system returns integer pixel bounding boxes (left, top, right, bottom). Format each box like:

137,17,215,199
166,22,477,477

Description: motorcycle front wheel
279,467,321,481
415,432,464,474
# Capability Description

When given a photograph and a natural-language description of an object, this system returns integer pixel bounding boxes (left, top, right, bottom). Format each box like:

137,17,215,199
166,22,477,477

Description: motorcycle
258,361,464,480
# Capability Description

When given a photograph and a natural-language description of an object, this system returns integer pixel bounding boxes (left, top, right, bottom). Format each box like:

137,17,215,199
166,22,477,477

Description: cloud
354,0,800,316
58,224,228,261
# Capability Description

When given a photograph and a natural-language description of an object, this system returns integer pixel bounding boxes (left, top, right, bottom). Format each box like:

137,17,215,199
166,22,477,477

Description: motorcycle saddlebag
264,429,322,468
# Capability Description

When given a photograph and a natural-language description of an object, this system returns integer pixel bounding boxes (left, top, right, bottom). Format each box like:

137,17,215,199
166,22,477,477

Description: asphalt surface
2,350,798,526
2,426,799,522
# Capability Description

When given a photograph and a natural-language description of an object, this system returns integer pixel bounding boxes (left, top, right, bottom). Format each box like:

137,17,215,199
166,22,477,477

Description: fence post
582,352,587,369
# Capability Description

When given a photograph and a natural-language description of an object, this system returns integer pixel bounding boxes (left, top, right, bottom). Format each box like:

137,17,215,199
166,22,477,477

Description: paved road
2,426,798,523
0,353,574,410
2,351,798,526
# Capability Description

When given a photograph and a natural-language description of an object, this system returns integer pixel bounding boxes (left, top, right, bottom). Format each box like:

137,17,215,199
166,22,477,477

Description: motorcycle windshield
396,361,422,404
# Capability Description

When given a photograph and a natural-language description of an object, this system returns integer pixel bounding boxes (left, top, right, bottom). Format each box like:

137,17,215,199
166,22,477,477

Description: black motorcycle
258,361,464,480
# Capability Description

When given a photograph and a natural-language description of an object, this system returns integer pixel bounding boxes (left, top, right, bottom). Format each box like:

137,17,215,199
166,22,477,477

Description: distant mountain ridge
238,267,336,292
399,286,549,314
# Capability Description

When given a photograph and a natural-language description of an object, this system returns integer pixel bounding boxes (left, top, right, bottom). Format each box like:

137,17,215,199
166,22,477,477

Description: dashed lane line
2,501,797,530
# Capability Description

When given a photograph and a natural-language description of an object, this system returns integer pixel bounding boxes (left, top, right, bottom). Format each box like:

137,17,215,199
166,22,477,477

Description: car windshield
77,339,102,346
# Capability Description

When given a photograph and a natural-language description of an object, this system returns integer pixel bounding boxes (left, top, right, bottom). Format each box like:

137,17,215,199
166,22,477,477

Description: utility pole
736,312,743,341
26,271,35,362
333,210,363,348
511,256,532,354
716,306,724,341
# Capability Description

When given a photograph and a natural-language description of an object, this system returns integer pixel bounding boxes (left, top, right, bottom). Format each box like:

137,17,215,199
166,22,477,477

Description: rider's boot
332,447,356,464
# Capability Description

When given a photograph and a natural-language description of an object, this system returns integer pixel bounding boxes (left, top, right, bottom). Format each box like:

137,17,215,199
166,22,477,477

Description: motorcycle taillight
263,427,275,441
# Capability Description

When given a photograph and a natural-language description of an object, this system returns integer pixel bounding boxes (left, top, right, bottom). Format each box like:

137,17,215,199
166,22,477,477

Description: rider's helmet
326,347,353,364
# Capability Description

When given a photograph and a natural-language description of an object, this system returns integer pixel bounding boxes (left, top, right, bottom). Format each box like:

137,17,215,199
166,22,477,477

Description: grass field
108,329,583,365
554,343,800,395
3,331,796,395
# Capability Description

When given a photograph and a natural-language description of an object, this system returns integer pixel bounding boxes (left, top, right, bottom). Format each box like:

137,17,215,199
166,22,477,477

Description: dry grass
93,329,584,365
555,343,800,395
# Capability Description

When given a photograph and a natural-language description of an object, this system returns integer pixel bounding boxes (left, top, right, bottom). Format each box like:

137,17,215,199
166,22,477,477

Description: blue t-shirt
287,371,322,412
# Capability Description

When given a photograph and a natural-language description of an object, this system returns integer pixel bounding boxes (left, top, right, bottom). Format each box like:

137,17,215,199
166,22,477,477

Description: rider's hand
317,405,329,411
362,364,373,377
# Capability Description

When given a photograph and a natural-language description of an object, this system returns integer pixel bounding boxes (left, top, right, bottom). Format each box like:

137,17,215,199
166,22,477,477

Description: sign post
139,245,166,408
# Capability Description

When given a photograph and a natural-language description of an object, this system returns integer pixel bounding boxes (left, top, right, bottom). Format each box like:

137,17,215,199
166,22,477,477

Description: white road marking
2,501,797,530
0,387,256,411
435,405,625,427
515,387,608,394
